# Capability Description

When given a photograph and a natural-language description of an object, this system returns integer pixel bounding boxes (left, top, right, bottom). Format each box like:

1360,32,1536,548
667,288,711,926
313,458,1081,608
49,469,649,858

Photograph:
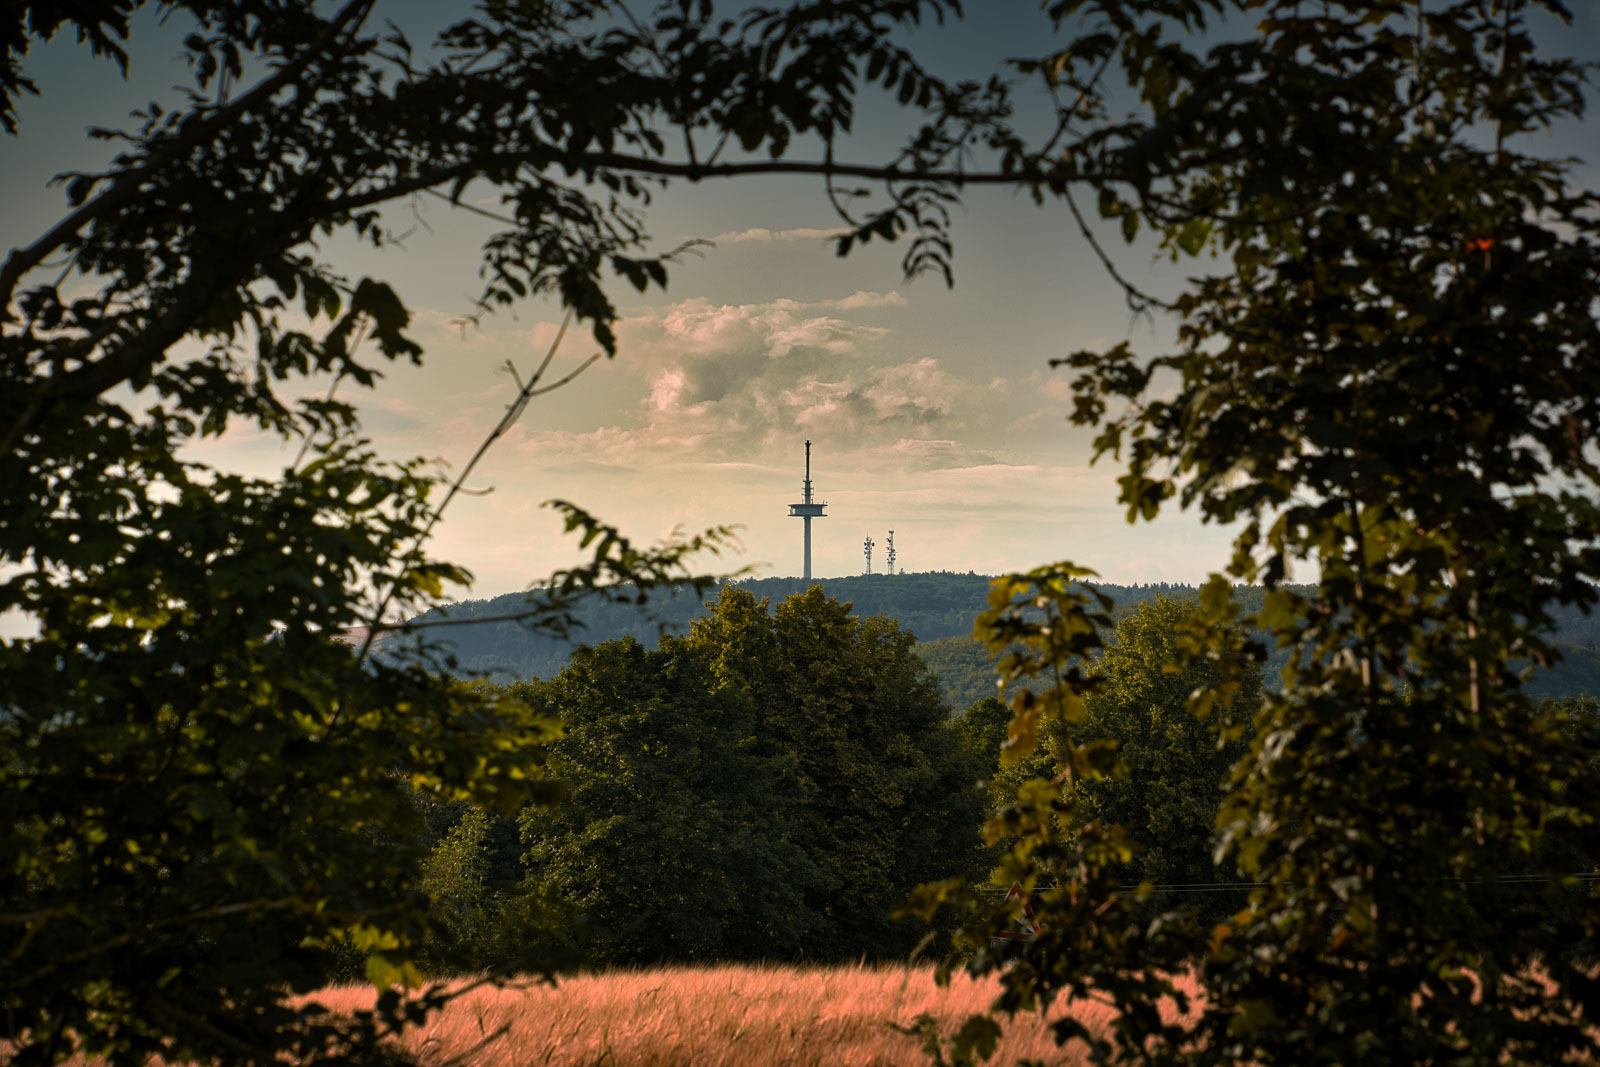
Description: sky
7,2,1600,610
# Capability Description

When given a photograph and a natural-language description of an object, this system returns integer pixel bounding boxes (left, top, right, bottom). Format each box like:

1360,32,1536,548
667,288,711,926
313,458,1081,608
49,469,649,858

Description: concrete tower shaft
788,439,826,580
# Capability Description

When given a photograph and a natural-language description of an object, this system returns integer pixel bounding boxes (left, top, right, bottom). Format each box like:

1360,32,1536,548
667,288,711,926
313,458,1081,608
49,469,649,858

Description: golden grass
43,963,1600,1065
301,962,1175,1066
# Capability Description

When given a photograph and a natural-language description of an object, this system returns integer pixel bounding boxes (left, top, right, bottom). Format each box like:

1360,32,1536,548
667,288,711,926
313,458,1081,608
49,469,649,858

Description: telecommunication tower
886,530,896,574
787,440,827,580
863,534,875,574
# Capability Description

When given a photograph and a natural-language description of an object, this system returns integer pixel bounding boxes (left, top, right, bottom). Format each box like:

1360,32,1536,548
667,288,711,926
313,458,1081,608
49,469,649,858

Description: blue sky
7,2,1598,605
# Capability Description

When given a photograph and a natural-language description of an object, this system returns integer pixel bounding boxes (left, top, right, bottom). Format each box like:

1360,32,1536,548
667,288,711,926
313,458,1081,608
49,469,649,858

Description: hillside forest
401,573,1600,709
397,582,1597,979
403,587,1276,975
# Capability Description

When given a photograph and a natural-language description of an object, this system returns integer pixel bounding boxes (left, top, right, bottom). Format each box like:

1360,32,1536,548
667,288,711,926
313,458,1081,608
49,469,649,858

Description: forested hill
399,572,1600,705
397,572,1186,681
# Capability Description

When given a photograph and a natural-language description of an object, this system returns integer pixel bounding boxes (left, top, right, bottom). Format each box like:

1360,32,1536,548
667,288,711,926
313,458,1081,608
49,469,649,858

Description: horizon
4,4,1595,628
0,3,1261,636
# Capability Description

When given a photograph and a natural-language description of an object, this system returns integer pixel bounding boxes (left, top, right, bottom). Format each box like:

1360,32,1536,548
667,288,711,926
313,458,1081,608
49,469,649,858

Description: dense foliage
967,599,1259,902
412,594,1263,974
907,3,1600,1065
515,636,826,963
508,587,985,964
1066,597,1260,892
407,792,578,978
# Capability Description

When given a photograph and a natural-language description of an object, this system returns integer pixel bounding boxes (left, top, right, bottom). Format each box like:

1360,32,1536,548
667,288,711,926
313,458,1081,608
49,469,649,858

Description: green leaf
1229,999,1283,1036
950,1014,1003,1064
1174,217,1211,256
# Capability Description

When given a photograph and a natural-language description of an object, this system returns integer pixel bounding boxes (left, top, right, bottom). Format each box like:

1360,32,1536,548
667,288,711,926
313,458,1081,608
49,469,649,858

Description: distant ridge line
392,574,1600,706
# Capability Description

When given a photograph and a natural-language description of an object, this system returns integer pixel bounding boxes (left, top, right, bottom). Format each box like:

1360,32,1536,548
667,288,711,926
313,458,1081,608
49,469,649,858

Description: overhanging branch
0,0,376,319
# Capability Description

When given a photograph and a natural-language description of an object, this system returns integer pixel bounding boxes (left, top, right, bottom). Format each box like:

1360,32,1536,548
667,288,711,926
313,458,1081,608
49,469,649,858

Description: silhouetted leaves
930,3,1600,1064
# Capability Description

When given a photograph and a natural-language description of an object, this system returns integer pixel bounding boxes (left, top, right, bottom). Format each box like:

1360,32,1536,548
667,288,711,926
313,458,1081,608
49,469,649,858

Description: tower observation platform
789,440,827,580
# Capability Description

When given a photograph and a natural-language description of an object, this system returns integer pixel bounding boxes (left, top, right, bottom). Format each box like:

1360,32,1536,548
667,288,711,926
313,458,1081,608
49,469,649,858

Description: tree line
403,588,1285,973
402,571,1023,680
416,589,1600,976
415,584,988,970
414,574,1600,707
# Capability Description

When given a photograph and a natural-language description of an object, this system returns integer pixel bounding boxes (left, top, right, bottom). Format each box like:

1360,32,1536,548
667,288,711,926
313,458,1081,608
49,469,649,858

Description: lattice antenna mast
863,534,875,574
886,529,896,575
787,439,827,581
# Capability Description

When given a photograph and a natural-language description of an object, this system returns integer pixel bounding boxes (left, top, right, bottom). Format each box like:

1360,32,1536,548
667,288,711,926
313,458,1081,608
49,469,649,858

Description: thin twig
823,139,864,228
1061,185,1176,314
291,320,369,471
1035,31,1125,162
421,186,518,226
355,312,599,667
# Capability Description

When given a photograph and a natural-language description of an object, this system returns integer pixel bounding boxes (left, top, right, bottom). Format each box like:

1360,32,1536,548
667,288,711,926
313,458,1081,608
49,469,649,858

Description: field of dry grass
303,962,1186,1066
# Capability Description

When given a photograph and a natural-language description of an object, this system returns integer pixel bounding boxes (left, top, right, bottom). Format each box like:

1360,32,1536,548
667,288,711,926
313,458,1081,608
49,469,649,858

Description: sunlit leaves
973,564,1111,767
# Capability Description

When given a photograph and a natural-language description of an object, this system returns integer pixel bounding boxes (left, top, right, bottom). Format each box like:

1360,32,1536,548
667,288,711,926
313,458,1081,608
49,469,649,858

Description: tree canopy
1073,596,1260,892
514,635,828,964
907,3,1600,1065
511,586,982,964
688,585,981,959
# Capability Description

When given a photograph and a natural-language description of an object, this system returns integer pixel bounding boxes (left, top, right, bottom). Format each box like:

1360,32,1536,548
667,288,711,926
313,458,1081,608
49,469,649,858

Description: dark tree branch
354,312,597,668
0,0,375,318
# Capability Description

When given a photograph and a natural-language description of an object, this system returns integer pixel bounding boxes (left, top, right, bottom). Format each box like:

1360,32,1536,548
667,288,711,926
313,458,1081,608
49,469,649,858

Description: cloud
189,289,1121,593
823,290,907,310
880,437,999,467
508,295,1009,475
230,285,1233,594
707,226,850,244
861,358,959,424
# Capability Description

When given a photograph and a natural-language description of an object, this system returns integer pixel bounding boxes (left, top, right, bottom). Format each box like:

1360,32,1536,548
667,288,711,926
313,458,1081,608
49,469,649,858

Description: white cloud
151,286,1233,597
825,290,907,310
707,225,851,244
504,295,1008,478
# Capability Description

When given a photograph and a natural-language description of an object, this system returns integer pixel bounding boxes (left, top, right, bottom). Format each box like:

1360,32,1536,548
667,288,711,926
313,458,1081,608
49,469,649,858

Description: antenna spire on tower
863,534,875,574
886,529,896,575
788,439,826,580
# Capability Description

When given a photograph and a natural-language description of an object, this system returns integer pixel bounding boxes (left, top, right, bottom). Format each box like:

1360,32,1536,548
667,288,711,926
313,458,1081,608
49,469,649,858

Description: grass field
300,962,1189,1065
